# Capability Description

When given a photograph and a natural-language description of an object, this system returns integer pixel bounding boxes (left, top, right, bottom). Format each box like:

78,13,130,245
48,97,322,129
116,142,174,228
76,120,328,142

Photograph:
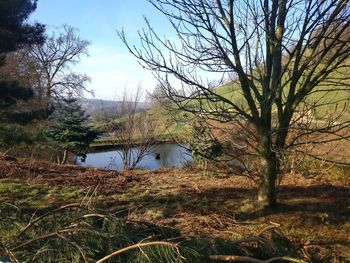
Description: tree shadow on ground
101,182,350,261
238,185,350,223
103,184,350,226
102,186,256,218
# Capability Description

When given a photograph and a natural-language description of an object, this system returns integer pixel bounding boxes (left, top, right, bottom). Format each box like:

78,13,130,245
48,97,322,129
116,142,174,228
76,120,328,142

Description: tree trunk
257,132,278,208
61,149,68,164
257,152,278,208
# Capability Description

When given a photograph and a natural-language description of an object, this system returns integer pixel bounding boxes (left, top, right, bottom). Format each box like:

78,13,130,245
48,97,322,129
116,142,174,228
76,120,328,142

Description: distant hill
79,98,151,120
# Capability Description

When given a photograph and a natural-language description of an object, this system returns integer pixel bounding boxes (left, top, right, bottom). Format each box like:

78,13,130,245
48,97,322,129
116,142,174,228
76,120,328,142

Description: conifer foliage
0,0,44,62
45,99,100,164
0,0,45,149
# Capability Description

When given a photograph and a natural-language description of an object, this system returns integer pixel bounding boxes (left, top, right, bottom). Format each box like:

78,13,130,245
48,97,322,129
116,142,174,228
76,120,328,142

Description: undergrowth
0,203,201,262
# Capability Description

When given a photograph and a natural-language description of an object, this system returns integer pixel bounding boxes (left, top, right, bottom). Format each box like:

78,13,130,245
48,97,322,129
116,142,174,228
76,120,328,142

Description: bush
0,124,32,149
189,121,223,167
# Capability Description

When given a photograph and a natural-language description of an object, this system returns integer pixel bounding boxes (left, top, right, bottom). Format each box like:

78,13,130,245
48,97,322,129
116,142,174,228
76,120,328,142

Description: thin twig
12,228,104,251
95,241,180,263
16,203,83,239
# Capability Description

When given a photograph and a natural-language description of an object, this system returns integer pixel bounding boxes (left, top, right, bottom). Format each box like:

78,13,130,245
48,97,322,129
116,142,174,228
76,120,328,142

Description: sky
30,0,171,100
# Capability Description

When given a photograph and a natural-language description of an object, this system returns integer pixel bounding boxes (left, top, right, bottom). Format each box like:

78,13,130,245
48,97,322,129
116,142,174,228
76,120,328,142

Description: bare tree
149,83,172,109
20,25,91,111
106,87,157,170
119,0,350,207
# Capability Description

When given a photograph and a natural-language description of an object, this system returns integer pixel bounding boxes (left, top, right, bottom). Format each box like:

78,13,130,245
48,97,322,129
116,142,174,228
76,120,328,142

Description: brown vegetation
1,156,349,261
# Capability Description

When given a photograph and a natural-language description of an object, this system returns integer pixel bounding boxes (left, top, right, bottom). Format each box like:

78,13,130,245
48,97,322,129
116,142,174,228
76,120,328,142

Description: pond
76,143,192,170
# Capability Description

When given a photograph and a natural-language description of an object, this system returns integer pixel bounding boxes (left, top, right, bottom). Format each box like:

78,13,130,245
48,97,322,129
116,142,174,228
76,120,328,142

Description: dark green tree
0,0,44,63
0,0,45,149
0,81,35,148
45,99,100,164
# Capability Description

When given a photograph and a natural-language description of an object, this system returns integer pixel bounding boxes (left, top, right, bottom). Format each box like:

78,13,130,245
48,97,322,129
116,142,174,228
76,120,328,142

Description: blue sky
30,0,169,100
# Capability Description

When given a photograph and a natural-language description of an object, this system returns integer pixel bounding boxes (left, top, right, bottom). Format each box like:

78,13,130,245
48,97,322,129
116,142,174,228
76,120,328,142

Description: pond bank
90,137,180,151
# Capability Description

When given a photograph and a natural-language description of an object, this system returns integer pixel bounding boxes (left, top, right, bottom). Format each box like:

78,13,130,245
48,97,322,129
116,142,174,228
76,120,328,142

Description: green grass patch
0,179,85,209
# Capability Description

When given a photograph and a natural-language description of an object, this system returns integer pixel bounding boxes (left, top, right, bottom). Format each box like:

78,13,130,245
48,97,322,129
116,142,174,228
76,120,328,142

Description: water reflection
77,143,191,170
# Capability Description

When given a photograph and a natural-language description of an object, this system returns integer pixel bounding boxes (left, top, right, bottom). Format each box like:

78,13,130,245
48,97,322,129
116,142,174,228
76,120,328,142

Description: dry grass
1,156,349,261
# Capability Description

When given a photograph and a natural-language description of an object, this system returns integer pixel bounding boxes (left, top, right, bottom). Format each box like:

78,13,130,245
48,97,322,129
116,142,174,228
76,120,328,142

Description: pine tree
0,0,45,149
45,99,100,164
0,0,44,63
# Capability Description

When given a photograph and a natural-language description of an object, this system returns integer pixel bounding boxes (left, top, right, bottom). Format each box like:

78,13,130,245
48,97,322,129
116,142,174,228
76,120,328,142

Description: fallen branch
0,243,19,263
258,225,281,236
16,203,83,239
11,227,105,251
96,241,180,263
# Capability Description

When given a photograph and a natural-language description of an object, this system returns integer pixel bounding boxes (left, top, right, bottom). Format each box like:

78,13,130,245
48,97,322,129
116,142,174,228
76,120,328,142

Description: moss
0,179,85,208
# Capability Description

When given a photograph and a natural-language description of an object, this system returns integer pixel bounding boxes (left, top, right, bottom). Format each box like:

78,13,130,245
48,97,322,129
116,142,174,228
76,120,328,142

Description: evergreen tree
0,0,45,149
0,0,44,63
0,81,35,148
45,99,100,164
0,80,34,120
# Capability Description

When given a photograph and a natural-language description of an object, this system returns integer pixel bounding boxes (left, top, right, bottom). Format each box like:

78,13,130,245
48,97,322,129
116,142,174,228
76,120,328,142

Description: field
1,156,349,262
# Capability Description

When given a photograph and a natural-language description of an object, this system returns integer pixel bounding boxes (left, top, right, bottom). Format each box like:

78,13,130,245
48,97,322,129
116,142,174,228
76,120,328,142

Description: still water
77,143,192,170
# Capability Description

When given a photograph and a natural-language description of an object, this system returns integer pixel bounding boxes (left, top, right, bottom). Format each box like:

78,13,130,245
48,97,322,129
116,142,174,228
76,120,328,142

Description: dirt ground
1,156,349,261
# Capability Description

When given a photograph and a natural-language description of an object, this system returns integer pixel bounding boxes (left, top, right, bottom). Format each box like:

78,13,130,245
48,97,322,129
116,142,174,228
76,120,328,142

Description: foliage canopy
45,99,100,163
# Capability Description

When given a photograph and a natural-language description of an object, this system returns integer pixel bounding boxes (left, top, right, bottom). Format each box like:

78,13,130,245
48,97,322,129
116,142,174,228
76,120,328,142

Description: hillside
79,98,151,119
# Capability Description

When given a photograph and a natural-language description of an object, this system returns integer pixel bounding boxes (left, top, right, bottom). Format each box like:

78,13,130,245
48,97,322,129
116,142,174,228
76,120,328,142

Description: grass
93,167,350,262
0,179,85,209
0,178,87,256
94,72,350,147
1,157,349,262
0,179,203,262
